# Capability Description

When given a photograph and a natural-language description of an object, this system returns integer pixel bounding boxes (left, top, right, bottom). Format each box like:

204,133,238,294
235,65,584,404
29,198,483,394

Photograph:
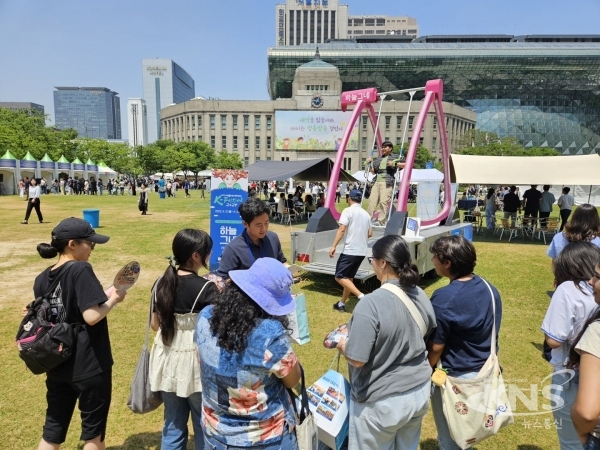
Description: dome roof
297,48,337,70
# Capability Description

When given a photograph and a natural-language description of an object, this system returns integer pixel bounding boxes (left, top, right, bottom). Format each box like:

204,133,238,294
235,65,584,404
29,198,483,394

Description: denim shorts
584,434,600,450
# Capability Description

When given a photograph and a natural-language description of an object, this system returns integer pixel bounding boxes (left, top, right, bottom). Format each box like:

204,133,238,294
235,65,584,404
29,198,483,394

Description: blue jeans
203,429,298,449
584,435,600,450
349,380,430,450
431,371,478,450
551,370,581,450
161,391,204,450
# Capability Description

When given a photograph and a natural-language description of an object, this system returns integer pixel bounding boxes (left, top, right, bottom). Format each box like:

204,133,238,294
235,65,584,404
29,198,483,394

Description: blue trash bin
159,190,166,199
83,209,100,228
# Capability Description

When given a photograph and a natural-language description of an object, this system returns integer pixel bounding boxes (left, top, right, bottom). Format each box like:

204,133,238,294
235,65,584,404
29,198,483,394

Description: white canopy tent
450,154,600,205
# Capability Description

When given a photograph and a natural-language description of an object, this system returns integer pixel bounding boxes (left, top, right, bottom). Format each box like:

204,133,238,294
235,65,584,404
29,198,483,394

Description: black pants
560,209,571,231
24,198,43,222
539,211,551,227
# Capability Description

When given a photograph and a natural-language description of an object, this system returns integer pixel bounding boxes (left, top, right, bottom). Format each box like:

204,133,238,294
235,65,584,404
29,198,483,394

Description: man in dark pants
502,186,521,227
539,185,556,228
21,178,43,224
522,185,542,221
557,187,575,231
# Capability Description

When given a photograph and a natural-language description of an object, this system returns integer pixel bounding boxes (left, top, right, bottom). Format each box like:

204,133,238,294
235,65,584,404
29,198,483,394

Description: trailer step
299,262,374,280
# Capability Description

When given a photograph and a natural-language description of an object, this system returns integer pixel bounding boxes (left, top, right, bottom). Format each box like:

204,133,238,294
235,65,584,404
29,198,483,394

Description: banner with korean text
275,111,359,150
209,169,249,271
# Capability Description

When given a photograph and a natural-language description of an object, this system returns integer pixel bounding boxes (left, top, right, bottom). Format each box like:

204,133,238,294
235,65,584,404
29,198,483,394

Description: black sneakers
332,302,346,312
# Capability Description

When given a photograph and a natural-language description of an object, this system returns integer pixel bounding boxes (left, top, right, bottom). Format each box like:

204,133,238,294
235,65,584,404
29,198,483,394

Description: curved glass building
268,39,600,154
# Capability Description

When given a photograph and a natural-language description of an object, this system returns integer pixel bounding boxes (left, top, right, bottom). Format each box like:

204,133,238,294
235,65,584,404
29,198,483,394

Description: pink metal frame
324,79,452,226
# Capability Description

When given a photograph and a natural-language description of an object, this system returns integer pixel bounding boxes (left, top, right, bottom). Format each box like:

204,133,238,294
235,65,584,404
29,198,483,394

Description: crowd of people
22,183,600,449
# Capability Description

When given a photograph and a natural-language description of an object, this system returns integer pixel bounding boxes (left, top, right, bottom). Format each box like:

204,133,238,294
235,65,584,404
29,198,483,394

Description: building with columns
161,51,475,171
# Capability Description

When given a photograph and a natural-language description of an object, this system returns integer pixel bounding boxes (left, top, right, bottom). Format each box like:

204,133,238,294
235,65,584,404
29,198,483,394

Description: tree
394,143,435,169
456,129,559,156
213,151,243,169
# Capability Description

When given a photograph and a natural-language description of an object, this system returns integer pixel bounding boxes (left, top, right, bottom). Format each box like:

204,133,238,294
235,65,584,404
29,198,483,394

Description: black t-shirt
502,192,521,213
523,189,542,212
153,273,218,314
33,261,111,381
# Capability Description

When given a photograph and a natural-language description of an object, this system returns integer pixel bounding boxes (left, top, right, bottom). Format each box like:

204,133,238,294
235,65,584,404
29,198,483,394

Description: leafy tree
394,143,435,169
0,108,52,158
456,129,559,156
213,151,243,169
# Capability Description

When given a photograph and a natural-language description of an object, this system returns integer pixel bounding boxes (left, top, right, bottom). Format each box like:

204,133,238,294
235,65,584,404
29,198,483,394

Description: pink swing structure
322,79,452,228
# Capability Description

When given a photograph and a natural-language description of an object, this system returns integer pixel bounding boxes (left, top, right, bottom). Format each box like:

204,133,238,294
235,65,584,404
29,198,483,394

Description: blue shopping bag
288,293,311,345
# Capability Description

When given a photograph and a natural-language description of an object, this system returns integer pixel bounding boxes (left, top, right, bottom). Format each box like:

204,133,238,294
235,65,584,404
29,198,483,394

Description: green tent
1,150,17,160
21,151,37,161
57,155,70,163
41,154,54,162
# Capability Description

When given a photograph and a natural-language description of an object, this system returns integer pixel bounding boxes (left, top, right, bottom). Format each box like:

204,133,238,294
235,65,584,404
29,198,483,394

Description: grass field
0,191,561,449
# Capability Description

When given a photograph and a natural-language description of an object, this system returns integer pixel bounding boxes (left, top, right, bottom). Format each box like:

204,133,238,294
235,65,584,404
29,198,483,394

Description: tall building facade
347,15,418,39
275,0,348,46
53,87,121,139
268,37,600,154
142,58,195,143
127,98,148,147
0,102,44,115
161,54,475,169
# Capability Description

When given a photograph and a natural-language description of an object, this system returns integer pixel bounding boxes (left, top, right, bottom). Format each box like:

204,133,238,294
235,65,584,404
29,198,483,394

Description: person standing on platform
21,178,43,224
216,198,287,278
330,190,372,312
365,141,405,225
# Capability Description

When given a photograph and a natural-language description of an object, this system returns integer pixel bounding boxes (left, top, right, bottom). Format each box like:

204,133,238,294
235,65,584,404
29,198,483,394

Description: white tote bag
289,365,319,450
439,278,514,449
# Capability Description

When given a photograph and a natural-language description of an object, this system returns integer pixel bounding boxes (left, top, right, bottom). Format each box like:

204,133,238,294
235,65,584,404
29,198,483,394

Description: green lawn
0,192,561,449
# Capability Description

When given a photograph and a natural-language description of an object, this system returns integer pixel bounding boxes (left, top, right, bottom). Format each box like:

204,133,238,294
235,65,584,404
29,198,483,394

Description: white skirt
149,312,202,398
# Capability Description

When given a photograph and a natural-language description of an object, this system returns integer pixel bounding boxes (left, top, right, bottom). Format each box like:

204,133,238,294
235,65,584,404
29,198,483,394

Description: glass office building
268,40,600,154
142,58,195,143
53,87,121,139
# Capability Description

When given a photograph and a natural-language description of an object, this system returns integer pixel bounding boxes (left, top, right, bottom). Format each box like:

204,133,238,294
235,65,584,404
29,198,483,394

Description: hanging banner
209,169,249,271
275,111,359,150
416,181,440,221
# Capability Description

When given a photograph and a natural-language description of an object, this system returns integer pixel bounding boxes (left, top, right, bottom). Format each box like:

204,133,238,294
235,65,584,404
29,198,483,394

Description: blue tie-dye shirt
194,305,298,447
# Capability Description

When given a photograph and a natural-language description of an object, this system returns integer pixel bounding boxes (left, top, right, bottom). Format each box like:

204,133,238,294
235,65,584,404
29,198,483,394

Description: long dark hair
486,188,495,199
209,282,289,353
553,241,600,292
372,235,420,288
156,229,212,345
564,204,600,242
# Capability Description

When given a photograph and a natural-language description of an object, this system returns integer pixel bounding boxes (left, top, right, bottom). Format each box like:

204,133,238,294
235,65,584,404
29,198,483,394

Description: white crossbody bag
436,278,514,449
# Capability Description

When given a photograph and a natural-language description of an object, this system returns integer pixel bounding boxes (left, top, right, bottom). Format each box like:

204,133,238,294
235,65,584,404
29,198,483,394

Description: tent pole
589,185,592,204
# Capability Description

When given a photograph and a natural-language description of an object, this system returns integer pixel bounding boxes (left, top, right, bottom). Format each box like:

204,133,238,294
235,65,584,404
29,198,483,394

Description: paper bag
288,293,310,345
306,369,351,450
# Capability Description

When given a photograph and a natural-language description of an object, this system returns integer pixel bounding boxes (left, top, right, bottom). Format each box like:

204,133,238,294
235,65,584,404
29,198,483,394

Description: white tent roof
450,154,600,185
398,168,444,183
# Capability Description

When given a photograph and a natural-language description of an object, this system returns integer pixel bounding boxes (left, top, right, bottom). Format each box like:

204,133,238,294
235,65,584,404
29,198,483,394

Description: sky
1,0,599,139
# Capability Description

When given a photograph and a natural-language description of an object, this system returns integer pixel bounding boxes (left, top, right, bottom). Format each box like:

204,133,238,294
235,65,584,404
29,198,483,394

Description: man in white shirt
557,187,575,231
21,178,44,224
329,190,373,311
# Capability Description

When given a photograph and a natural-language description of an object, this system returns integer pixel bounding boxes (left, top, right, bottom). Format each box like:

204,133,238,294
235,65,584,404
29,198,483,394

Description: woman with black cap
28,217,126,450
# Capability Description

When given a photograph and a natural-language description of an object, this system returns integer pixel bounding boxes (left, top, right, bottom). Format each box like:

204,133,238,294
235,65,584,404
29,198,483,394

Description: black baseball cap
52,217,110,244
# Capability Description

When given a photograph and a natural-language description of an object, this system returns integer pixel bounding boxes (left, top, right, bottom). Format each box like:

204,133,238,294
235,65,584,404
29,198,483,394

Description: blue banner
209,169,249,271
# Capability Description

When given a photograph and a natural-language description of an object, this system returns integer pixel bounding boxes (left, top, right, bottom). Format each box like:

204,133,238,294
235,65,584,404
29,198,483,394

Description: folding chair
499,218,520,241
537,218,560,244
